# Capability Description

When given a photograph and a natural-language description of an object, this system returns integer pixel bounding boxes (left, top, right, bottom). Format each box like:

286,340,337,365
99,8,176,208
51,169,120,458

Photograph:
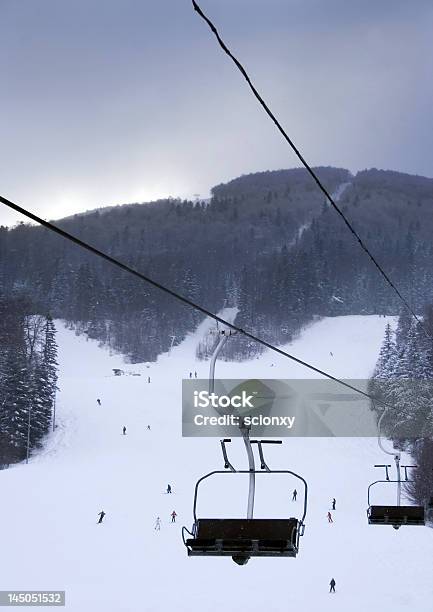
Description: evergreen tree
373,323,396,378
1,338,32,463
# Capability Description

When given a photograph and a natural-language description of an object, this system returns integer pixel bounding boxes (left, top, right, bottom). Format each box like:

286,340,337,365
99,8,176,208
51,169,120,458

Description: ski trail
289,179,352,247
0,314,431,612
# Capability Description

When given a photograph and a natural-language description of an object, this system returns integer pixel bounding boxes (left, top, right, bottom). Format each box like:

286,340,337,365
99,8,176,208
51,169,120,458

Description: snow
1,314,432,612
329,181,352,204
289,180,352,247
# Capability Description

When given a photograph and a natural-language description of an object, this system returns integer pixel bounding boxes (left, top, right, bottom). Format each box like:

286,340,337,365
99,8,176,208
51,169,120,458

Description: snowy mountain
1,314,432,612
2,166,433,363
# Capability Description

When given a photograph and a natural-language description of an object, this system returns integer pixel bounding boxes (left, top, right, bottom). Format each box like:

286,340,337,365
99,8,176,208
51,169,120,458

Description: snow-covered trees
371,312,433,438
406,439,433,525
371,308,433,522
3,168,433,363
373,323,396,379
0,300,58,467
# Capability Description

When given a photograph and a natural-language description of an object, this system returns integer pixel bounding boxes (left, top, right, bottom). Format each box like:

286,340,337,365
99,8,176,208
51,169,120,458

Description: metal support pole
377,409,395,457
376,407,402,504
208,333,229,394
395,454,401,506
240,420,255,519
208,328,254,518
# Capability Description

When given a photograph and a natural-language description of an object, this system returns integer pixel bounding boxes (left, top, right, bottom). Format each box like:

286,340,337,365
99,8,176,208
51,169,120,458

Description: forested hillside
1,166,433,362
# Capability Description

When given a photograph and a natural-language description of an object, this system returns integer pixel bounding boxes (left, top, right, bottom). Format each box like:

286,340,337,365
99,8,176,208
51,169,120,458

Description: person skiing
122,426,127,435
171,510,177,523
292,489,297,501
97,510,106,524
154,516,161,530
147,425,151,430
332,498,336,511
189,372,192,378
97,399,101,406
166,484,172,494
147,376,151,384
327,511,333,523
329,578,336,593
194,371,197,378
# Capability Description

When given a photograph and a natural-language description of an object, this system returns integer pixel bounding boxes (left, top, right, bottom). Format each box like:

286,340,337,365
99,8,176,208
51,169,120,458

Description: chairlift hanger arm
258,441,270,471
250,440,282,471
401,465,418,481
374,464,391,480
220,439,235,471
376,406,400,457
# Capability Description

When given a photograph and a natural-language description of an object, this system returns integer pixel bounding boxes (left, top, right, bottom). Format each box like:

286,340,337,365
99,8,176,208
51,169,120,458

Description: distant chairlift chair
367,463,425,529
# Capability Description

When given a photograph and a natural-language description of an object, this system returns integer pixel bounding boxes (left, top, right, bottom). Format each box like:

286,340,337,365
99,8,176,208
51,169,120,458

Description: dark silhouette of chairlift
182,438,308,565
367,407,425,528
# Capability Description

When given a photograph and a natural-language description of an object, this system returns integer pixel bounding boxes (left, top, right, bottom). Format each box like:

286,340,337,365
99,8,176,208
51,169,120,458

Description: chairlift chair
367,412,426,529
367,474,425,530
367,502,425,528
183,441,308,565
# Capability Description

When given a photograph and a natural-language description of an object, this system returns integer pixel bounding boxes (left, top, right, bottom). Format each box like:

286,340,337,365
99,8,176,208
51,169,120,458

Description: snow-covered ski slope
1,315,432,612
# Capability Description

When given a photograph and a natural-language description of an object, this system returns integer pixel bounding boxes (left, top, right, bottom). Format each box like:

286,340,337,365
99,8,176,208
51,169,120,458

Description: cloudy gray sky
1,0,432,226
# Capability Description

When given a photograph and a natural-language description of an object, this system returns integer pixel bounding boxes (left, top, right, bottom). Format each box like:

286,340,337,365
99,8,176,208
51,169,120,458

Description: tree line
0,297,58,467
1,166,432,365
370,307,433,523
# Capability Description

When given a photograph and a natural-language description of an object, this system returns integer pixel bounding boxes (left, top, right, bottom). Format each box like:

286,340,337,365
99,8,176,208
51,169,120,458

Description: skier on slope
97,510,106,524
189,372,192,378
329,578,336,593
166,484,172,494
97,399,101,406
171,510,177,523
194,371,197,378
332,498,336,510
122,426,127,435
327,511,333,523
292,489,297,501
147,425,151,430
148,376,151,384
155,517,161,530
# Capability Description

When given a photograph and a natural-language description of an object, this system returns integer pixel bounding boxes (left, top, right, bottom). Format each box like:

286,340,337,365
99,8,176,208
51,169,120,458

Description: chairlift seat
368,505,425,526
185,518,300,557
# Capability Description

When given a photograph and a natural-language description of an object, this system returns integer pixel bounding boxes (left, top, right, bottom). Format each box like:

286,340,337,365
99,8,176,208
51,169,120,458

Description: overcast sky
1,0,432,226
